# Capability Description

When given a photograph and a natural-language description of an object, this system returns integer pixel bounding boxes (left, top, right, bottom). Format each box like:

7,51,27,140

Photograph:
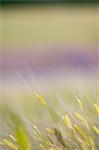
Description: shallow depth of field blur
0,2,99,150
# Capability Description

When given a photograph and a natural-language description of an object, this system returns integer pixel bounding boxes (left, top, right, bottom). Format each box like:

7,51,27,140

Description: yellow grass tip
9,135,17,142
63,114,72,129
34,92,47,106
74,124,87,138
77,98,83,111
94,104,99,115
93,126,99,135
75,113,85,122
2,139,18,150
46,128,54,134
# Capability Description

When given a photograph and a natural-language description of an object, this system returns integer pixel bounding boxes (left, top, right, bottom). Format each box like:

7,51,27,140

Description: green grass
0,88,99,150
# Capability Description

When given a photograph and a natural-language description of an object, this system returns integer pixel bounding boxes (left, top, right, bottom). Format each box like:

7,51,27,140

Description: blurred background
0,1,99,106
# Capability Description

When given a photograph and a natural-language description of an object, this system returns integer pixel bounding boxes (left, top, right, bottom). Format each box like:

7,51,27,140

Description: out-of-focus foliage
1,0,98,6
0,90,99,150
